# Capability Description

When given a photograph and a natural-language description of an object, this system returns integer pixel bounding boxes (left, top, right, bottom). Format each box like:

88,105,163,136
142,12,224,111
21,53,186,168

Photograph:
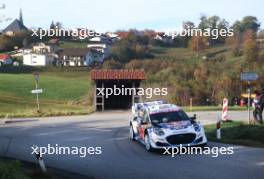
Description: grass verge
0,157,92,179
205,121,264,148
183,106,248,112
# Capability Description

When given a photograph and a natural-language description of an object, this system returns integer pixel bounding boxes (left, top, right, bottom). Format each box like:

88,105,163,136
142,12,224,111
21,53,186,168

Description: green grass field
0,71,94,118
205,121,264,147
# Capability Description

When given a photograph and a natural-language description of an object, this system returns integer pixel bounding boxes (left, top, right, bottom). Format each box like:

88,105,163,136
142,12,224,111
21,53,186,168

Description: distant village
0,9,172,67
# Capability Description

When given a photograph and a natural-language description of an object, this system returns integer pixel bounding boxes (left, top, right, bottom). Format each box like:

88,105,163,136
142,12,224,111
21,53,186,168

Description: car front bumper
149,131,207,149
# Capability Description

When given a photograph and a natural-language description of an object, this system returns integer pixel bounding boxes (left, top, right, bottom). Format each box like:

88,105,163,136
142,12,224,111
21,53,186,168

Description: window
150,110,190,124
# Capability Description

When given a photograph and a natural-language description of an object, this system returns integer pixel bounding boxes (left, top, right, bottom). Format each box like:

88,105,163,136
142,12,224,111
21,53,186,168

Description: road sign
241,93,256,98
241,72,259,81
31,89,43,94
34,73,40,82
240,72,258,124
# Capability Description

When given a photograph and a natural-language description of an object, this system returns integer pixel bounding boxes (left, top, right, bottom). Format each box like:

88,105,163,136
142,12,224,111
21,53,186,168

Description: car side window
138,110,144,118
142,110,150,124
137,110,144,123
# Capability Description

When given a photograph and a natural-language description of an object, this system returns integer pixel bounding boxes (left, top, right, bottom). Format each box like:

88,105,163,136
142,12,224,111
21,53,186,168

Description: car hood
155,121,192,130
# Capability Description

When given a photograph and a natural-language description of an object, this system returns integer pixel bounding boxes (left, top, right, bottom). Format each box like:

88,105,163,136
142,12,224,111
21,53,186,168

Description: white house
60,48,103,66
22,42,59,66
87,43,111,59
32,43,59,54
23,53,55,66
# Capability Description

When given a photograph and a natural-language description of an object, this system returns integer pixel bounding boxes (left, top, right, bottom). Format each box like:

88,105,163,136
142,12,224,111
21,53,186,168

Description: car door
138,110,150,140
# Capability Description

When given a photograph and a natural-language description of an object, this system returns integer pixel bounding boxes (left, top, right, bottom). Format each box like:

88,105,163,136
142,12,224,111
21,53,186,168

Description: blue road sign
241,72,259,81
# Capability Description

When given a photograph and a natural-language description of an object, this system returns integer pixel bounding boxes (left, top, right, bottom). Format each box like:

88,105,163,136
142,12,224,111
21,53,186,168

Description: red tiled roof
91,69,145,80
0,54,10,60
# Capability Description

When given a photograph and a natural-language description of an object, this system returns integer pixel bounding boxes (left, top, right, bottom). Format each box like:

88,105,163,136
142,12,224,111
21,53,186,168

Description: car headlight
153,128,165,136
193,123,201,132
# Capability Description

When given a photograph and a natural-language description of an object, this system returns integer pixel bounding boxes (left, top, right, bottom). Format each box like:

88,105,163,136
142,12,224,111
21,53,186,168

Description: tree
243,38,258,62
207,16,220,29
0,31,31,52
243,30,258,62
190,36,207,54
198,15,209,30
232,21,242,32
183,21,195,29
198,15,230,44
111,32,152,62
226,34,242,57
50,21,55,29
217,19,229,29
232,16,260,33
241,16,260,32
55,22,63,29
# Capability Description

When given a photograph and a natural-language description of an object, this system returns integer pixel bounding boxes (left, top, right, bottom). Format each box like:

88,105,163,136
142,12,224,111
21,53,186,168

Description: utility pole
34,73,40,112
241,72,258,124
247,81,251,124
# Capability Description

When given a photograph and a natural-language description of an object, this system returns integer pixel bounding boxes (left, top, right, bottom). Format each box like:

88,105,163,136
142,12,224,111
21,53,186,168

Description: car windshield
150,110,190,124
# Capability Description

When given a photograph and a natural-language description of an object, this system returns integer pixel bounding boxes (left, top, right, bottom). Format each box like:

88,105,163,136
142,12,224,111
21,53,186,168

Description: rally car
129,101,207,151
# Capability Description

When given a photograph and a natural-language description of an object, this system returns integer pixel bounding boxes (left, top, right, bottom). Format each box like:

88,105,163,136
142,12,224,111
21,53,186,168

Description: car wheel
200,143,207,149
129,125,135,140
144,133,154,152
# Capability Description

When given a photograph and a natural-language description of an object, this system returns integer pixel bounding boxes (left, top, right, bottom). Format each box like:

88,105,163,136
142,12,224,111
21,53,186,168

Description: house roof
60,48,91,57
60,48,104,57
91,69,146,80
3,19,28,32
0,54,10,60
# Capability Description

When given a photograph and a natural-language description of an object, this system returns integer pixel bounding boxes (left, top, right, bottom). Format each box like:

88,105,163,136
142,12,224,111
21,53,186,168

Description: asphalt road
0,111,263,179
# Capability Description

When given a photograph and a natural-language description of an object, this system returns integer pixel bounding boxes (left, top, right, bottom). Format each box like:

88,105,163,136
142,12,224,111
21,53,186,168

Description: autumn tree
111,32,152,62
190,36,207,54
243,30,258,62
226,34,242,56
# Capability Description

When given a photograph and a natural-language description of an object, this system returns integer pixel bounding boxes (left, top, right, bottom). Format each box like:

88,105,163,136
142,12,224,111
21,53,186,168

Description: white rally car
130,101,207,151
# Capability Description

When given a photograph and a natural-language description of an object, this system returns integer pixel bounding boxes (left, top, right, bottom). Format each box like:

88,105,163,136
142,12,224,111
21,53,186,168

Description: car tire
144,133,154,152
200,143,207,149
129,125,135,141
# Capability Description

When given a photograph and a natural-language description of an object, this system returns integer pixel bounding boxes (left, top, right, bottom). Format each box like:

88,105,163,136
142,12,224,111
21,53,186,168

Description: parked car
130,101,207,151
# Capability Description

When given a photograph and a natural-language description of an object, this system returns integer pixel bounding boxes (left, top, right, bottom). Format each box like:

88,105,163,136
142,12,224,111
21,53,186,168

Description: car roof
134,101,182,115
147,103,182,115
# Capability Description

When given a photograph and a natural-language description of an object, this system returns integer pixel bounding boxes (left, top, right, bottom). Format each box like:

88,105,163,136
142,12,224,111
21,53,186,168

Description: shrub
0,160,29,179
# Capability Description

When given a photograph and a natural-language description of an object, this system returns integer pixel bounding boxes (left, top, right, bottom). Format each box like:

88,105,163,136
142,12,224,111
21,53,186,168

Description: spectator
253,90,263,124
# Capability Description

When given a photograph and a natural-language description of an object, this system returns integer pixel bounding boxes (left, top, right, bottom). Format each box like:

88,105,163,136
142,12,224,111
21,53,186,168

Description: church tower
19,8,23,25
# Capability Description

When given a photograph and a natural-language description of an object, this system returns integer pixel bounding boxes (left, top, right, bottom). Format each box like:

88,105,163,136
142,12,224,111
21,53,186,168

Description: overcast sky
0,0,263,32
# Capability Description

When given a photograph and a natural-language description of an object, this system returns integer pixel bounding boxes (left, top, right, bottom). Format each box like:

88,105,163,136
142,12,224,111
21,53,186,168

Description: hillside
0,45,261,117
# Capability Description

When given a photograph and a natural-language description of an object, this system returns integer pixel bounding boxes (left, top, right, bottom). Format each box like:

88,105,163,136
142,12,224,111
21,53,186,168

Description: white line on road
36,129,75,136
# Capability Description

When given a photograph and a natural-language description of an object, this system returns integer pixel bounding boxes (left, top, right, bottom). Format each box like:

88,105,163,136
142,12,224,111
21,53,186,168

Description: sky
0,0,263,32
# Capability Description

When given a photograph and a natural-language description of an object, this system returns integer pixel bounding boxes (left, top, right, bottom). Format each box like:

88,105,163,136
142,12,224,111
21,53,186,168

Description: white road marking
36,129,75,136
66,136,93,142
